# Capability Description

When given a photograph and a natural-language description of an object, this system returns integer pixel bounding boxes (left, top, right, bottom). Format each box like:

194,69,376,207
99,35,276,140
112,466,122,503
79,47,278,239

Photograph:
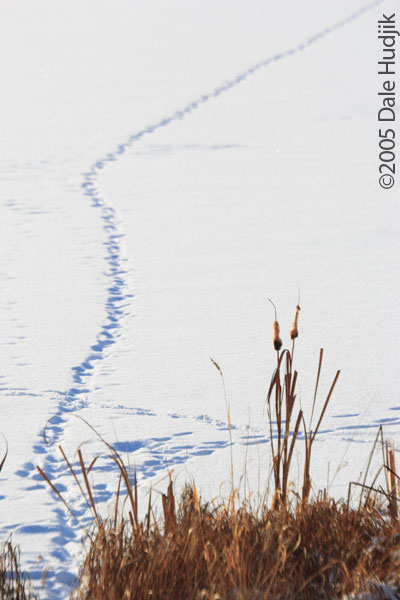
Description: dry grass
68,483,400,600
4,300,400,598
38,303,400,598
0,539,39,600
0,437,39,599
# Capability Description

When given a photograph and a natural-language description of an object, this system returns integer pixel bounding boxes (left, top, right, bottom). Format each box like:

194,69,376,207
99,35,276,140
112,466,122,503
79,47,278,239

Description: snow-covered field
0,0,398,597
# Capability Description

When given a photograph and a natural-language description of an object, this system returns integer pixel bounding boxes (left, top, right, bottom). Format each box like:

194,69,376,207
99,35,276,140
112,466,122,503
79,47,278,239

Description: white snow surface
0,0,399,597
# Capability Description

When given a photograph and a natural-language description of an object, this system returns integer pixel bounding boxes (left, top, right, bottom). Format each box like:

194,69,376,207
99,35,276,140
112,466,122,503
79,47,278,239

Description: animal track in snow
10,1,385,595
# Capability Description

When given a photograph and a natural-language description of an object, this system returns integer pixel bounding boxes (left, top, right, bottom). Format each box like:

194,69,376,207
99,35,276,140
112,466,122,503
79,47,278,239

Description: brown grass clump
0,439,38,599
0,539,39,600
33,301,400,599
69,485,400,600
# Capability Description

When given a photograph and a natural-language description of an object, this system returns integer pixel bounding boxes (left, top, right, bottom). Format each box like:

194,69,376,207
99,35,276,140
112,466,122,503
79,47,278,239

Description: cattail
273,320,283,351
290,305,301,340
269,298,282,351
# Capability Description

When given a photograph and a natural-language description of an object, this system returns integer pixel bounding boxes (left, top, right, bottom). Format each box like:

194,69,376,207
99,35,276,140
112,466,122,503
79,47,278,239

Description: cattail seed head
290,305,301,340
273,320,283,351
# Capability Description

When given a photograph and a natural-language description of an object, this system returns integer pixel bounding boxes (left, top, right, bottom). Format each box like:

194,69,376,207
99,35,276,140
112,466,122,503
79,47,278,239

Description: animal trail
13,2,384,595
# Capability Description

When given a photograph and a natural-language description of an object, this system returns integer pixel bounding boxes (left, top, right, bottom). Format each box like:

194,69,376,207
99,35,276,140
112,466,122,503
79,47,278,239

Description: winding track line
20,1,386,595
66,0,385,411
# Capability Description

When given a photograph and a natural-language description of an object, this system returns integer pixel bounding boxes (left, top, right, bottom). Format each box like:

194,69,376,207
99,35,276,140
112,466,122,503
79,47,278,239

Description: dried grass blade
192,481,201,512
114,472,123,531
133,466,139,528
146,484,153,534
87,456,99,474
359,426,383,510
311,370,340,442
267,368,279,403
78,449,100,527
0,435,8,472
58,445,90,509
290,370,298,401
309,348,324,430
36,466,81,527
287,410,303,469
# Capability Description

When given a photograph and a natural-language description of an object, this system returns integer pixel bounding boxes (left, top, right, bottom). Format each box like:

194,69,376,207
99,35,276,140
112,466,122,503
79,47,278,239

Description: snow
0,0,398,597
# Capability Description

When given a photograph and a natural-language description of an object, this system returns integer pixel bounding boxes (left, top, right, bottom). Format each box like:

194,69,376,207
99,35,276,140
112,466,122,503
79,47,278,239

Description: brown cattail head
290,305,301,340
273,320,283,351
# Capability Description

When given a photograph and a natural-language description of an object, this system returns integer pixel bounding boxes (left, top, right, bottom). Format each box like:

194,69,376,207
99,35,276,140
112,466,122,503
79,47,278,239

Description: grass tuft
2,299,398,598
68,484,400,599
0,539,39,600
